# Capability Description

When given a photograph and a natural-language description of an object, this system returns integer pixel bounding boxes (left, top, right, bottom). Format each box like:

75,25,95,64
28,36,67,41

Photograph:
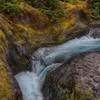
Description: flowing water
15,36,100,100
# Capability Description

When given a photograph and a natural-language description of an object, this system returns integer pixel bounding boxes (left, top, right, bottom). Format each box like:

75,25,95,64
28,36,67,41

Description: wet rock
89,21,100,38
94,76,100,83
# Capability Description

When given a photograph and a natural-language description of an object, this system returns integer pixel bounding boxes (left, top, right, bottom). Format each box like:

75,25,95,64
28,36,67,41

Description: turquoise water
15,36,100,100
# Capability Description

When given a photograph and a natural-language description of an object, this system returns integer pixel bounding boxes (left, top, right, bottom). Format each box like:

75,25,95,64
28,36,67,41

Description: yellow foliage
60,1,88,12
0,31,5,39
0,60,15,100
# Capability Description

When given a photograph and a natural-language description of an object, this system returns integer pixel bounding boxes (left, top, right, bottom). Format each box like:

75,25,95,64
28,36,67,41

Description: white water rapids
15,36,100,100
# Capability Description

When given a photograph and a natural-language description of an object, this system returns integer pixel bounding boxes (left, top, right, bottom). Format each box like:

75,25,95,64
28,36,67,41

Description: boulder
43,52,100,100
42,26,100,100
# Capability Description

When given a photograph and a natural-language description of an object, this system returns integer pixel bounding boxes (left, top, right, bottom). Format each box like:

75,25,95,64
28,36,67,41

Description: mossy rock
0,1,88,74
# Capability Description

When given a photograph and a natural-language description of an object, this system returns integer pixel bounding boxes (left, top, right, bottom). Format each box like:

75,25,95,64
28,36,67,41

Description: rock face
43,52,100,100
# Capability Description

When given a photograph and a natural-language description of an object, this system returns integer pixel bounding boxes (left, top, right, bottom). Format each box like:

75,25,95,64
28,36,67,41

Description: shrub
25,0,66,22
25,0,45,8
44,0,59,10
90,0,100,19
25,0,59,9
61,0,79,3
42,8,65,22
0,0,21,16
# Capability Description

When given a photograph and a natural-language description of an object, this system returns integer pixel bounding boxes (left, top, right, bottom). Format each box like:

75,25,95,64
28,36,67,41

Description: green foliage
91,0,100,19
25,0,59,9
25,0,66,22
44,0,59,10
0,0,21,16
25,0,41,7
62,0,79,3
41,7,66,22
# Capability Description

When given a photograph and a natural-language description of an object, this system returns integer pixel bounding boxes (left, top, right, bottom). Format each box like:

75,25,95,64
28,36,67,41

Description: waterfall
33,36,100,66
15,72,43,100
15,36,100,100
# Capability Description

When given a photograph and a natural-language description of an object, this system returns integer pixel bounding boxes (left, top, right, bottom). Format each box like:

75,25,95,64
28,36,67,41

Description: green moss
0,0,21,16
41,7,66,22
65,87,93,100
25,0,59,9
25,0,66,22
54,84,94,100
90,0,100,19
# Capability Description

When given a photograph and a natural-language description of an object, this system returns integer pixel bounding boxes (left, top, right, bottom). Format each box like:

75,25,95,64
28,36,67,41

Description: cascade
15,36,100,100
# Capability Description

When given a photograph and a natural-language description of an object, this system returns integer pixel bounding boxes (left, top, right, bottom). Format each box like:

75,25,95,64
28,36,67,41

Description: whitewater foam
15,36,100,100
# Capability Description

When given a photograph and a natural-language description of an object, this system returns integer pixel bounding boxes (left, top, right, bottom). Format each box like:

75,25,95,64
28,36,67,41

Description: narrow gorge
0,0,100,100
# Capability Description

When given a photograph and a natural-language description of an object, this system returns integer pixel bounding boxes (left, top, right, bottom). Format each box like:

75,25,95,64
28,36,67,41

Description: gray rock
43,52,100,100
